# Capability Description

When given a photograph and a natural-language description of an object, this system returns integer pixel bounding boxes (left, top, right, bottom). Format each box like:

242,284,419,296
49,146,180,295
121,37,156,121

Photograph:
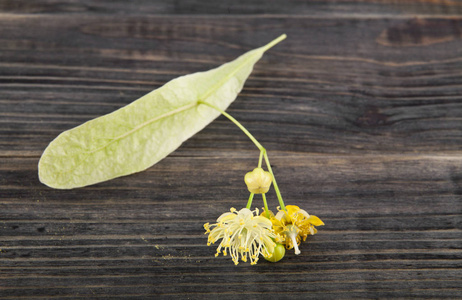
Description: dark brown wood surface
1,1,461,299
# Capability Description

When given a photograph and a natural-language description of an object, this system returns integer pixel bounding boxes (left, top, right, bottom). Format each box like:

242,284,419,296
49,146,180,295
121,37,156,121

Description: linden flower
204,207,277,265
270,205,324,255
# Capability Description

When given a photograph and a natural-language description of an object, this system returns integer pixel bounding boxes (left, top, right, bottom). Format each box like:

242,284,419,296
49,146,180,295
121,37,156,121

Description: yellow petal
274,210,286,222
217,213,236,223
254,215,273,227
285,205,300,216
284,205,302,223
298,208,310,219
308,215,324,226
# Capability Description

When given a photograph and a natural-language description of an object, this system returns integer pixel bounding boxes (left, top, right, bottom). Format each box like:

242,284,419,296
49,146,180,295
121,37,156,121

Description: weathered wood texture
2,0,462,16
1,1,461,299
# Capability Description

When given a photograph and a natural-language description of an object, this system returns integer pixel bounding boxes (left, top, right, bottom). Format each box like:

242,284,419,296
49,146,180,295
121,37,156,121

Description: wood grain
1,1,461,299
2,0,462,16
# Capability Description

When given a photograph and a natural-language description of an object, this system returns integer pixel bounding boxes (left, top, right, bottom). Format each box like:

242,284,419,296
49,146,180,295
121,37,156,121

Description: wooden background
1,1,461,299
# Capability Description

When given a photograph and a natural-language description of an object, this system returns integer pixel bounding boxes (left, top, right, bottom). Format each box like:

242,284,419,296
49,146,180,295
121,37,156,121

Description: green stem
264,152,285,211
198,101,264,151
246,193,254,209
258,150,264,168
262,193,270,218
198,100,286,211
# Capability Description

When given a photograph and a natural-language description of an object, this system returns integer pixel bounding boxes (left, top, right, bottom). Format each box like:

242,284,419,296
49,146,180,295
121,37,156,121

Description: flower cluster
200,99,323,265
204,166,324,265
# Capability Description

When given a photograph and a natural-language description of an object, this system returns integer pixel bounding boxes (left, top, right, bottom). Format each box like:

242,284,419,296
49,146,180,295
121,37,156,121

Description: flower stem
246,193,254,209
262,193,270,218
198,100,286,211
198,101,264,150
258,150,264,168
264,152,285,211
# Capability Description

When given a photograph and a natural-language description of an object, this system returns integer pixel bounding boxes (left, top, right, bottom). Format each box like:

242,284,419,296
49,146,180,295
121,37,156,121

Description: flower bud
265,243,285,262
244,167,272,194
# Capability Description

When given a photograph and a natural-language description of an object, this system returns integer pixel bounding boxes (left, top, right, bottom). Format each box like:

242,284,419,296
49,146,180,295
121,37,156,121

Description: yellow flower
270,205,324,255
204,207,277,265
244,167,272,194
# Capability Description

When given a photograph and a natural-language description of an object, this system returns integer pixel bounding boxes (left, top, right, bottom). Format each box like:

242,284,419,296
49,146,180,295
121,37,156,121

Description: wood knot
354,106,389,128
377,18,462,47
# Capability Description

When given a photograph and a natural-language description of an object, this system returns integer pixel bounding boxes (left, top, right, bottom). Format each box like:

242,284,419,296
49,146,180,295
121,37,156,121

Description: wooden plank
1,0,462,16
1,16,462,156
1,153,461,297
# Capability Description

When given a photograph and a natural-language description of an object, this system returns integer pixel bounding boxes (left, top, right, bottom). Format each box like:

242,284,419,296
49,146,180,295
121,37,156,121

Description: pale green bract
38,34,286,189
